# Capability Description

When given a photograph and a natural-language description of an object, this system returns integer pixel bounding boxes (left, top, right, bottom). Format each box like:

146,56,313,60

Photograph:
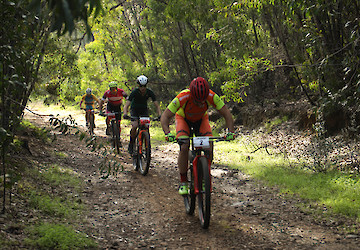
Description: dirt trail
23,105,359,249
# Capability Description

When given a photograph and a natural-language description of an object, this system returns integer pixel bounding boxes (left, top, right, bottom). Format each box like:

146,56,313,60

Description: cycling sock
180,173,188,182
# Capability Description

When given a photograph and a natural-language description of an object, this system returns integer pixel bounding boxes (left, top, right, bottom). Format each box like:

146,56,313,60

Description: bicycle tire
183,166,196,215
112,121,120,154
138,130,151,176
89,113,95,135
197,156,211,229
132,135,139,171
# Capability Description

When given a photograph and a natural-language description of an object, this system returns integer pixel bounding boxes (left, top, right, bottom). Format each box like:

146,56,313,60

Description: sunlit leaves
211,56,273,103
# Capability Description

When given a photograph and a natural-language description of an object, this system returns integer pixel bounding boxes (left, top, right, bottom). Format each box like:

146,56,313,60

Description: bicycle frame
188,136,220,194
106,112,121,123
191,153,211,195
130,116,152,175
84,109,95,120
83,109,96,135
100,111,122,153
183,135,226,228
136,117,150,155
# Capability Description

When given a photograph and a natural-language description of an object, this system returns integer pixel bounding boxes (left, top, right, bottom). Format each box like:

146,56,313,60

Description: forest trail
22,103,359,249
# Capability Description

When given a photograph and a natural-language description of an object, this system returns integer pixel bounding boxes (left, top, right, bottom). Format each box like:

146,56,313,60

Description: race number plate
193,137,210,149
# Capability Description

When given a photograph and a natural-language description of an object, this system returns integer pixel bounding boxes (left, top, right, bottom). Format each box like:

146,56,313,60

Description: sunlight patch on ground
212,169,227,177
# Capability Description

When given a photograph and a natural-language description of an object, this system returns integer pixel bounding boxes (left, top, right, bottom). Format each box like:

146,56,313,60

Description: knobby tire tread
197,156,211,229
138,130,151,176
184,167,196,215
112,121,120,154
89,113,94,135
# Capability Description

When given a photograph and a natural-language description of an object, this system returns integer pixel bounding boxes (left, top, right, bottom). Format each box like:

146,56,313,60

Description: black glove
123,114,130,120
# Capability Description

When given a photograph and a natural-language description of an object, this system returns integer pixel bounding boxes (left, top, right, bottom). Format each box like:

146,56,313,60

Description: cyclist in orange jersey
160,77,235,195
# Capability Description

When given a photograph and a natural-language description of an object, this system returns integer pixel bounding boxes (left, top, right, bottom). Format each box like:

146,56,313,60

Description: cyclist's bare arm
153,101,162,116
123,100,131,116
99,99,104,111
160,108,175,134
218,105,235,132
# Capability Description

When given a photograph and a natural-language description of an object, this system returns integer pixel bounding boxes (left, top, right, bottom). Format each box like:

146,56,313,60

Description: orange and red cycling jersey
167,89,225,122
167,89,225,138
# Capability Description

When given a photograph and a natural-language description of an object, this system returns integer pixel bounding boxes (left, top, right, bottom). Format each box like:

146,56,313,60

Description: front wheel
132,136,139,171
183,166,196,215
112,121,120,154
197,156,211,229
88,113,95,136
138,130,151,176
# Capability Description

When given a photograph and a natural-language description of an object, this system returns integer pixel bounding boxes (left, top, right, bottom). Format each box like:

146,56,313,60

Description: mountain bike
100,111,122,154
178,135,227,229
83,109,96,136
126,116,159,176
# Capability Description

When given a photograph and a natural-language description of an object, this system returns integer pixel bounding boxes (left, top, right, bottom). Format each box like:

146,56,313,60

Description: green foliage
35,34,82,105
211,56,273,102
25,223,97,249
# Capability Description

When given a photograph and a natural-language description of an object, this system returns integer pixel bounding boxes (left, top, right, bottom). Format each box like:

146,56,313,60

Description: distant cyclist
79,88,100,127
99,81,128,136
123,75,162,154
160,77,235,195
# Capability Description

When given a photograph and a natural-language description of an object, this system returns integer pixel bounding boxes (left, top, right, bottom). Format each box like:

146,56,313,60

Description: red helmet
190,77,209,102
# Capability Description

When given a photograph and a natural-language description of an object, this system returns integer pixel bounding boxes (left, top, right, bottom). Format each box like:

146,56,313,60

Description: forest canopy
1,0,360,141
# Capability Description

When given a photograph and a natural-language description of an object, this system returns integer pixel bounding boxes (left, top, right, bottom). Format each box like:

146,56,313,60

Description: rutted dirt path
23,105,359,249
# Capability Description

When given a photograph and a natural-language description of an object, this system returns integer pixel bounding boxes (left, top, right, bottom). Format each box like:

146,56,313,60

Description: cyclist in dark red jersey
99,81,128,136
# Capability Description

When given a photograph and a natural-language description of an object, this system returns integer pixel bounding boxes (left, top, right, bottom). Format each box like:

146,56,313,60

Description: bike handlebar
123,115,160,121
176,136,228,143
99,111,122,117
81,108,99,114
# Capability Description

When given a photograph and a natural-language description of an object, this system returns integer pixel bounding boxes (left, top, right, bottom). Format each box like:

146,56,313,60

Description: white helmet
86,88,92,94
137,75,148,86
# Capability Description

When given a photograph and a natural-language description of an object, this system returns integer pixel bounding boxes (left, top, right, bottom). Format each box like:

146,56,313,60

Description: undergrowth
215,137,360,225
1,120,97,249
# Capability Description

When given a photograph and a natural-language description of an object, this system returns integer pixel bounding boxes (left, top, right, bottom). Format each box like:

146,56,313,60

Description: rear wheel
183,166,196,215
197,156,211,229
138,130,151,176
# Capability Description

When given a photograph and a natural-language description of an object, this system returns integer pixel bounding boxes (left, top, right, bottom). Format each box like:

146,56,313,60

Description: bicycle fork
192,155,212,195
137,130,144,155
